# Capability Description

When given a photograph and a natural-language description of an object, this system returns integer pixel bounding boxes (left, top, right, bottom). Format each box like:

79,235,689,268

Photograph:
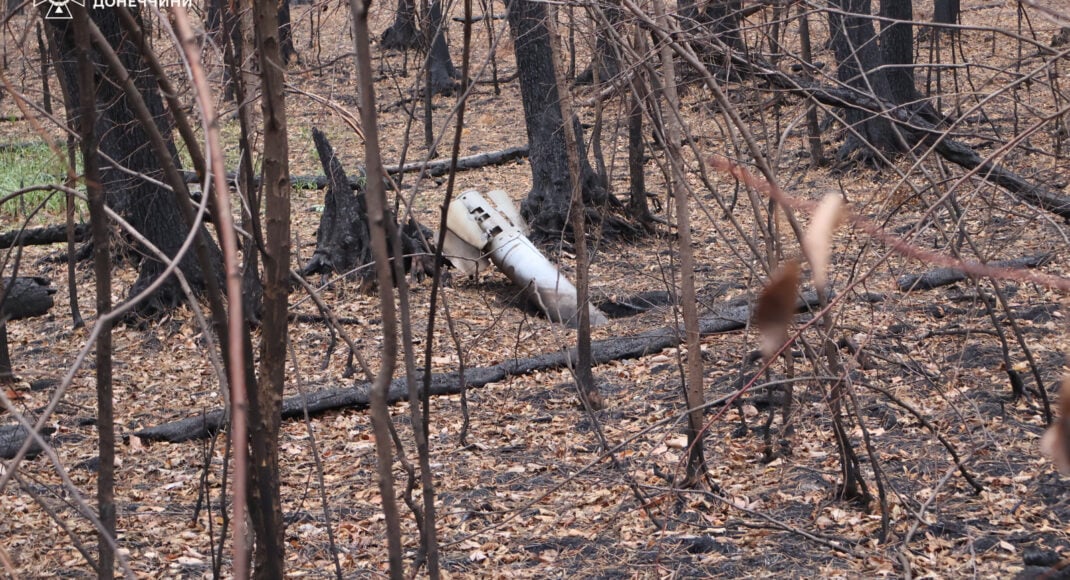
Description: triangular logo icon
45,3,71,18
36,0,84,20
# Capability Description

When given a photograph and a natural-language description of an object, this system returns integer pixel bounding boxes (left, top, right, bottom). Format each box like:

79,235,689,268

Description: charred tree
829,0,905,163
302,128,372,281
302,128,434,284
278,0,299,65
933,0,960,25
879,0,940,125
46,6,222,317
679,0,743,59
381,0,421,50
504,0,628,239
426,0,458,94
575,0,623,85
827,0,944,163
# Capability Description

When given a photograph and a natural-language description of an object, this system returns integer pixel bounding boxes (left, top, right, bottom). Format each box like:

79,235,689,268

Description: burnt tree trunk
505,0,617,239
829,0,904,163
678,0,743,60
302,128,434,283
575,0,622,85
47,7,221,317
933,0,960,25
278,0,299,65
879,0,940,125
381,0,421,50
302,128,373,281
702,0,743,48
426,0,458,94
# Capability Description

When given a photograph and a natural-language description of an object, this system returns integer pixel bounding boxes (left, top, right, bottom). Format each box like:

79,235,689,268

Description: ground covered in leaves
2,0,1070,577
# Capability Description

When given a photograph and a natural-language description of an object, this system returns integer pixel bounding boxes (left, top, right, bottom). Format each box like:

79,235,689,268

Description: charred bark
879,0,940,125
0,277,56,381
302,129,434,283
505,0,629,240
0,425,52,459
136,292,823,443
0,224,89,249
0,277,56,321
381,0,421,50
302,128,373,280
829,0,904,163
678,0,743,68
278,0,299,65
575,0,623,85
933,0,960,25
426,0,458,95
46,6,222,318
897,252,1053,292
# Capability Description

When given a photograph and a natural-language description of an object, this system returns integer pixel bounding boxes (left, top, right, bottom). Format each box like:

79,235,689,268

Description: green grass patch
0,141,79,220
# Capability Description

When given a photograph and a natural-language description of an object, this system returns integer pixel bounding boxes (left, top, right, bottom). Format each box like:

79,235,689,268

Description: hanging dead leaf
754,260,801,361
1040,375,1070,474
803,193,845,293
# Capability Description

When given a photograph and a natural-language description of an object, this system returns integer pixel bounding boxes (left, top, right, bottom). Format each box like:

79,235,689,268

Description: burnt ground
2,0,1070,577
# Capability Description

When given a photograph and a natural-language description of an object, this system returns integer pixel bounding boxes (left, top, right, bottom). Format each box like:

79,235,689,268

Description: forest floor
3,1,1070,578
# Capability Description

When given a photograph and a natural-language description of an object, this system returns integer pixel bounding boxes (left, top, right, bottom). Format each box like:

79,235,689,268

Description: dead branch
180,146,529,191
0,424,51,459
0,224,89,249
135,292,822,443
897,252,1053,291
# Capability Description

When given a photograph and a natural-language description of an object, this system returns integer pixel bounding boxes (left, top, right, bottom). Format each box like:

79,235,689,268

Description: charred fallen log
1,277,56,381
0,224,90,249
0,424,53,459
135,292,822,443
897,252,1053,291
180,146,529,191
1,277,56,320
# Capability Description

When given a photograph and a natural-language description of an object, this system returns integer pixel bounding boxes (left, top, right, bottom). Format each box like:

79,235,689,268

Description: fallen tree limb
0,224,90,249
1,277,56,321
181,146,529,190
897,252,1054,291
135,292,821,443
0,424,51,459
721,53,1070,220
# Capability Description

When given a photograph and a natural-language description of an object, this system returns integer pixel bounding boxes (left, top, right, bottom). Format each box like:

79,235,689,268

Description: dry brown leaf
803,193,845,294
1040,375,1070,474
754,260,801,361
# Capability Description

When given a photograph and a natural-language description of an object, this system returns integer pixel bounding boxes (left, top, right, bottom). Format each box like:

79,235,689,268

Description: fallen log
897,252,1053,291
181,146,529,191
720,53,1070,220
0,424,51,459
1,277,56,321
0,224,90,249
1,277,56,380
135,292,820,443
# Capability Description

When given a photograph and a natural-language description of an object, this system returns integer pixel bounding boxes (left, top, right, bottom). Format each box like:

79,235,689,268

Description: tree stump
1,277,56,381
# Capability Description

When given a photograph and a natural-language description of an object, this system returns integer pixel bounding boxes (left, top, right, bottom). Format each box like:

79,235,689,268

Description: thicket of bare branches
1,0,1069,577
